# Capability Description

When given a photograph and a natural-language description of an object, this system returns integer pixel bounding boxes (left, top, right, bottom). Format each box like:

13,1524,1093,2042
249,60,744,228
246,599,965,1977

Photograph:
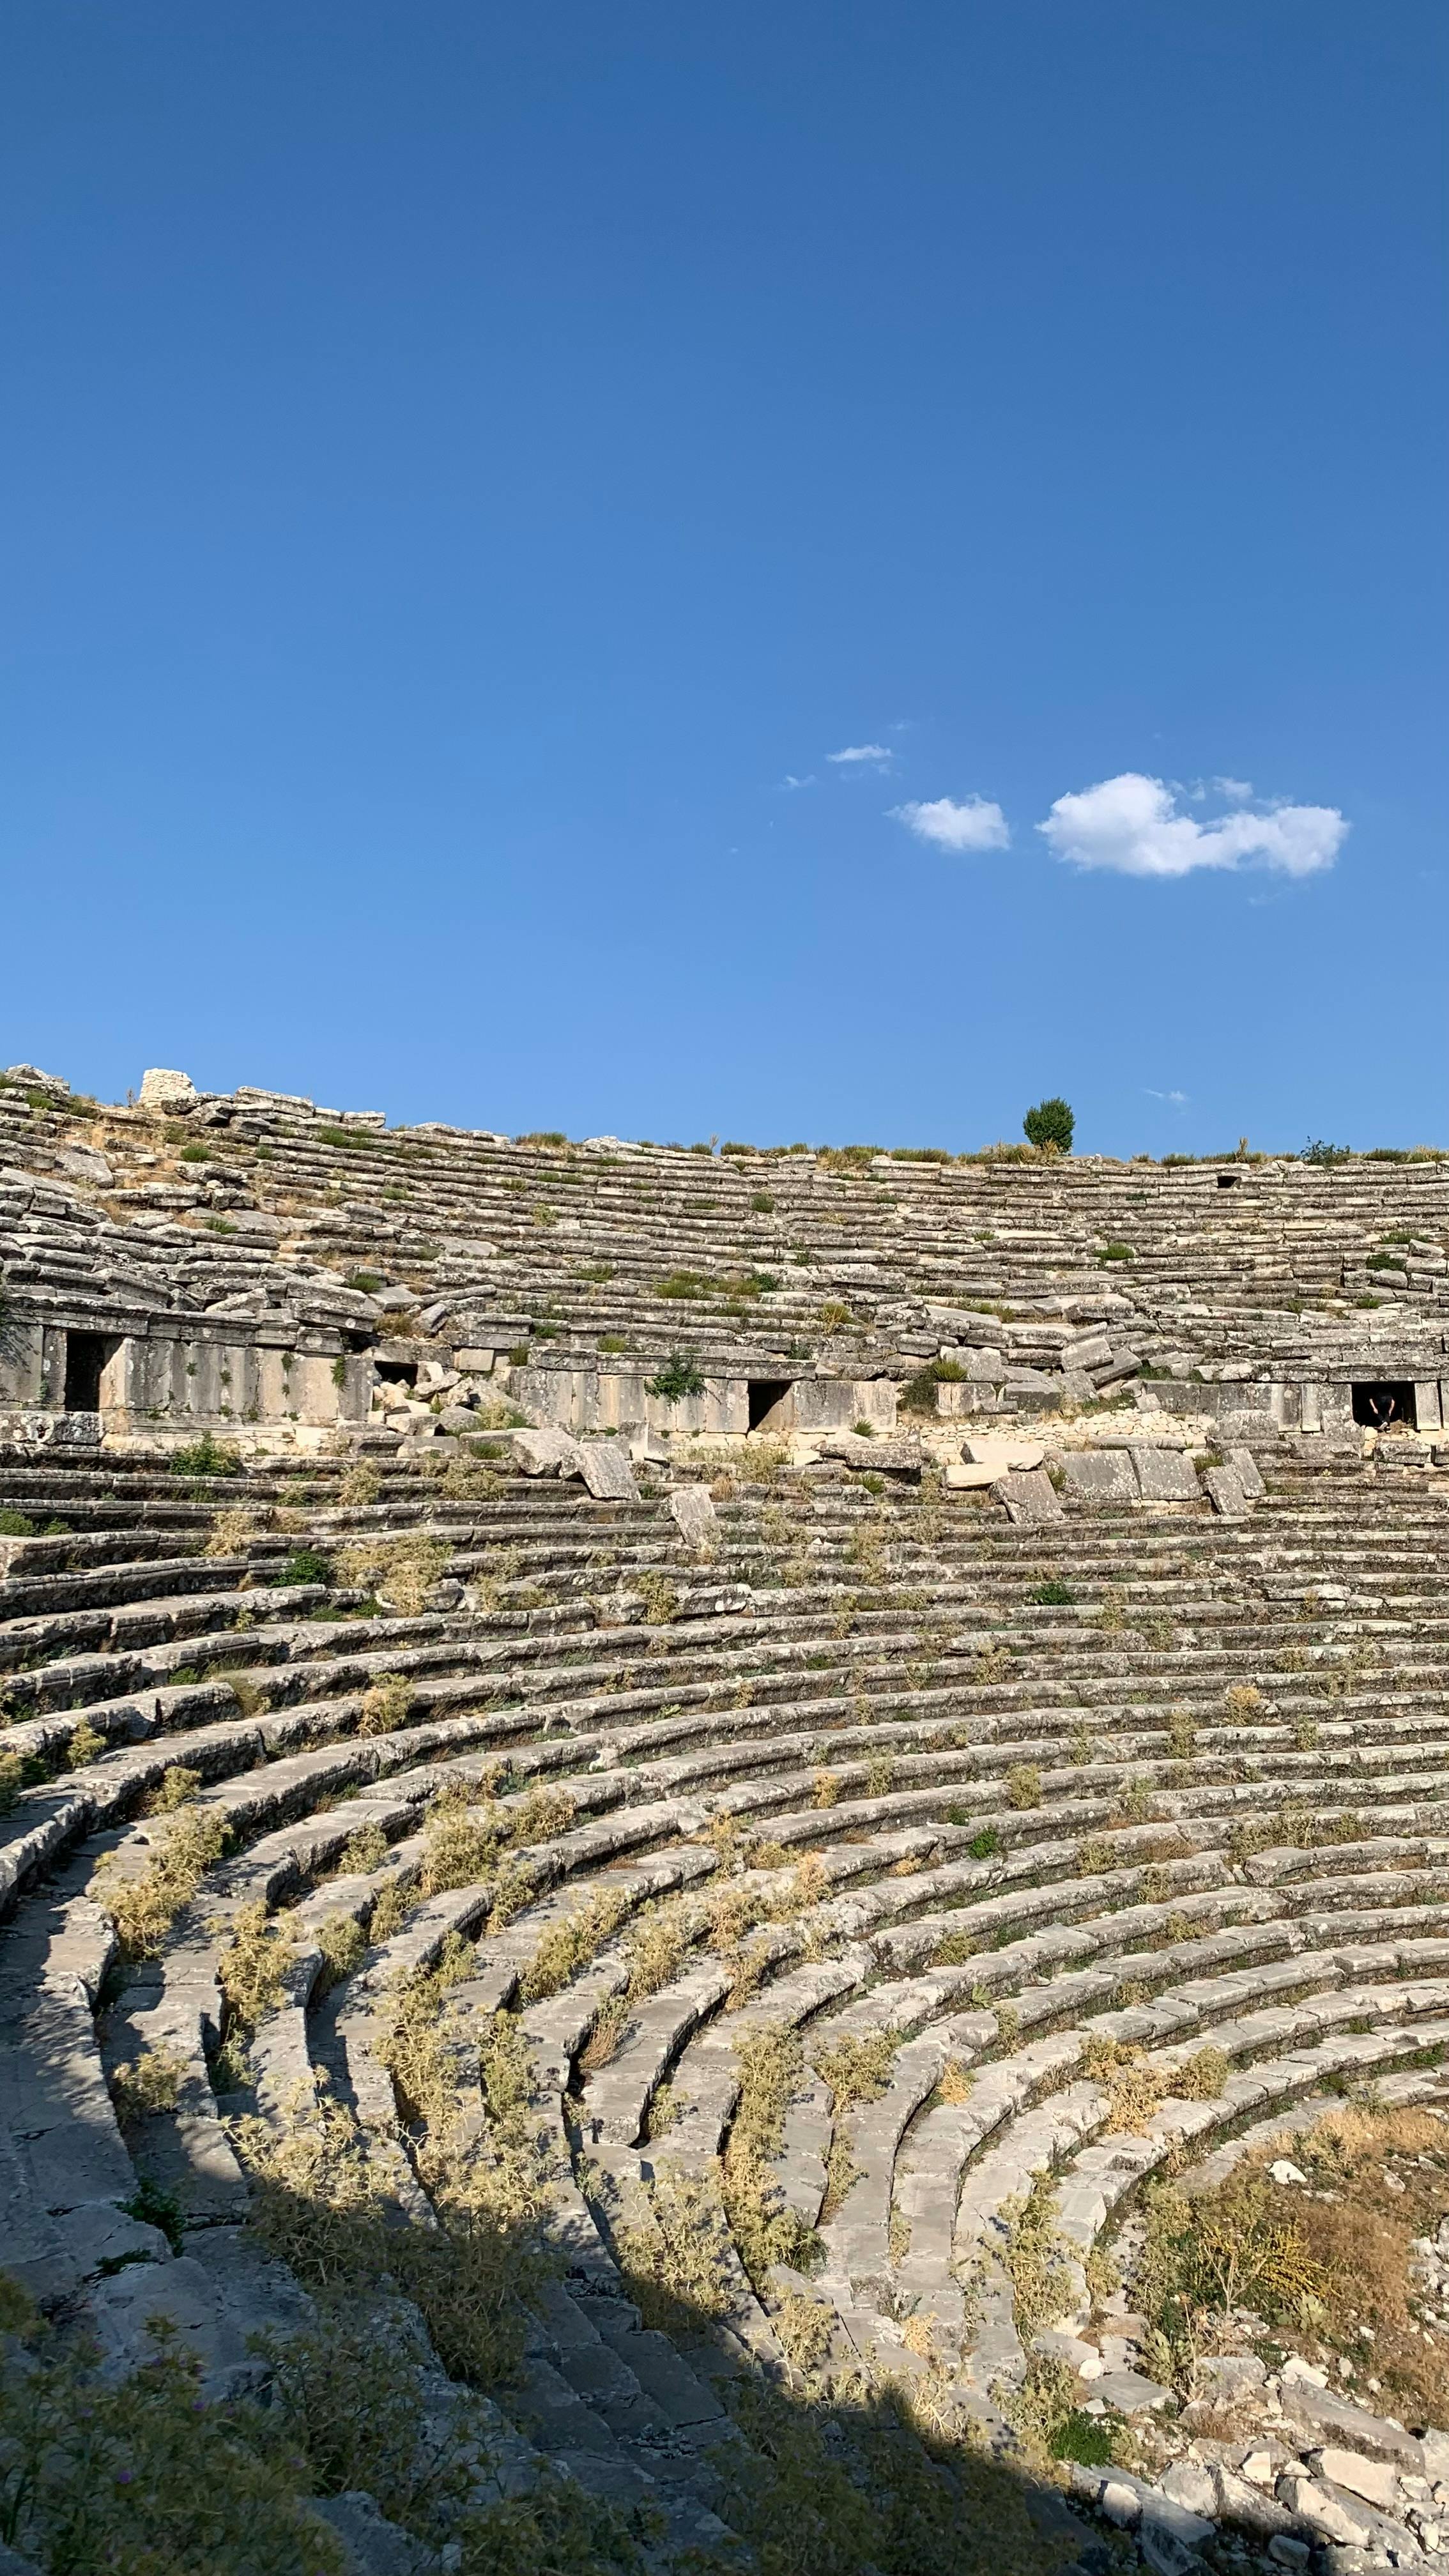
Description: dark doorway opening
1216,1171,1241,1190
64,1332,119,1412
747,1379,792,1431
1353,1380,1416,1430
376,1361,418,1391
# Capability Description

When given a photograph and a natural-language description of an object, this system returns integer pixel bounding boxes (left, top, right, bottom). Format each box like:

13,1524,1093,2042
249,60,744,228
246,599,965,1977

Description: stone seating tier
4,1419,1449,2564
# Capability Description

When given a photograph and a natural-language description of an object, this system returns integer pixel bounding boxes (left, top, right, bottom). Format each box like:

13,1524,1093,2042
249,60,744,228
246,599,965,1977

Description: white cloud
1145,1087,1189,1105
779,773,815,791
891,795,1010,854
1213,776,1254,802
827,742,892,766
1038,772,1346,880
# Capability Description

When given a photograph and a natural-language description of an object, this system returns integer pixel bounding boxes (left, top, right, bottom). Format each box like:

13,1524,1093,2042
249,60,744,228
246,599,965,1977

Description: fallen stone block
59,1146,113,1186
1130,1445,1201,1503
1227,1443,1268,1501
1061,1449,1137,1503
1202,1463,1250,1517
310,2491,433,2575
962,1434,1045,1473
509,1427,585,1478
577,1440,640,1503
1277,2379,1426,2470
1310,2451,1399,2511
1064,1332,1114,1372
817,1434,922,1476
434,1404,482,1434
962,1345,1006,1381
1091,1346,1142,1387
993,1467,1063,1524
1094,2366,1174,2415
669,1484,719,1549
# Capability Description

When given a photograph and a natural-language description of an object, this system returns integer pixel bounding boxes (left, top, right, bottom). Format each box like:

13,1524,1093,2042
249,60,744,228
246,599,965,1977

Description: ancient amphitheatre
8,1059,1449,2573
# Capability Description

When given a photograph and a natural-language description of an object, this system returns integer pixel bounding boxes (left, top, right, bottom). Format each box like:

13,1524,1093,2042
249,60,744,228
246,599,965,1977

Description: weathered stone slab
1312,2451,1399,2511
1227,1443,1266,1501
435,1404,482,1434
509,1427,585,1478
962,1434,1045,1474
1061,1450,1137,1503
1202,1463,1250,1517
817,1433,922,1476
59,1146,113,1186
1130,1445,1200,1503
1277,2378,1426,2469
577,1440,640,1503
993,1468,1063,1524
669,1485,719,1549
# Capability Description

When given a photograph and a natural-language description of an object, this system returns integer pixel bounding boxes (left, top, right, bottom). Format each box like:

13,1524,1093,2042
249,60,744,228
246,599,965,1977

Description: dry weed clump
337,1533,450,1614
999,2170,1076,2336
205,1505,257,1559
340,1821,388,1873
110,2045,187,2127
238,2009,549,2398
418,1778,574,1899
1261,2102,1449,2426
519,1886,631,2002
357,1671,413,1735
95,1806,231,1956
722,2021,822,2285
218,1901,296,2031
1079,2036,1164,2134
613,2161,737,2338
337,1459,381,1506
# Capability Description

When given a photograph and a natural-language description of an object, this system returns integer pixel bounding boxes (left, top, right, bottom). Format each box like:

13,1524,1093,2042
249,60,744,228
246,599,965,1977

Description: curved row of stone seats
10,1428,1449,2555
10,1075,1449,1391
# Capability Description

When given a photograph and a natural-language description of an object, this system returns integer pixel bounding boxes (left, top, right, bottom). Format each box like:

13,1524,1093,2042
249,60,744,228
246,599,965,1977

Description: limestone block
993,1468,1063,1524
509,1427,585,1478
1130,1445,1200,1503
817,1433,922,1476
1203,1464,1250,1517
962,1434,1045,1474
669,1485,719,1549
1091,1346,1142,1387
1275,2472,1372,2547
1300,1382,1323,1433
452,1347,495,1372
577,1439,640,1503
1311,2452,1399,2511
1061,1450,1137,1503
963,1346,1007,1381
59,1145,113,1186
1227,1443,1267,1501
1277,2380,1426,2469
435,1404,482,1434
945,1460,994,1489
139,1066,196,1107
1060,1369,1096,1406
1064,1332,1114,1372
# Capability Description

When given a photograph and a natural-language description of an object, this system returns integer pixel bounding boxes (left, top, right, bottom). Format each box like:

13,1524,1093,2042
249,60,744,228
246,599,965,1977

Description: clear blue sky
2,4,1444,1154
